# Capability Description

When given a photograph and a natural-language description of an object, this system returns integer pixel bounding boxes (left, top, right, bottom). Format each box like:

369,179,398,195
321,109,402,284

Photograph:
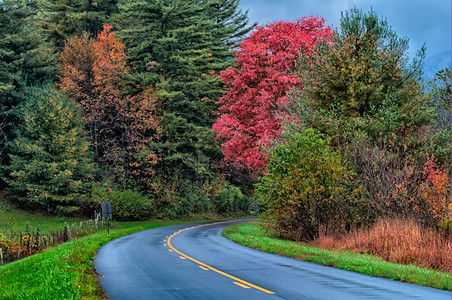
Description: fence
0,212,105,265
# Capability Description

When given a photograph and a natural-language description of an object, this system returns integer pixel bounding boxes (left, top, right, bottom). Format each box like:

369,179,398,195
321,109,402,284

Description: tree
256,129,366,241
293,8,431,149
424,68,451,172
113,0,254,203
0,0,56,169
3,86,93,214
60,25,160,189
290,8,434,222
37,0,119,49
213,17,332,172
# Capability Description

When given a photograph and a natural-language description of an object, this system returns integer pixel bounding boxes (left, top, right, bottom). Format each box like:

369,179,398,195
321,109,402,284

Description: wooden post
0,248,3,265
63,222,69,242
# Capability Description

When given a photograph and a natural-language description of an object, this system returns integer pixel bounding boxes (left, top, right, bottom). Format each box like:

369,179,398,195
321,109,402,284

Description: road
94,219,451,299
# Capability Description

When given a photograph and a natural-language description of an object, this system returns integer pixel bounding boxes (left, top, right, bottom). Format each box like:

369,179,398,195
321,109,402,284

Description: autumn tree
60,25,160,189
3,86,93,214
213,17,332,173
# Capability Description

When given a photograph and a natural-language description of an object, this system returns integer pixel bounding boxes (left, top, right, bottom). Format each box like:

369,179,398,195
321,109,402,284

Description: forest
0,0,450,246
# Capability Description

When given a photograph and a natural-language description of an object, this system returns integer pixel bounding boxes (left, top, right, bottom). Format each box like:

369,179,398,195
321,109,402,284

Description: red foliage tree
60,25,161,188
213,17,332,172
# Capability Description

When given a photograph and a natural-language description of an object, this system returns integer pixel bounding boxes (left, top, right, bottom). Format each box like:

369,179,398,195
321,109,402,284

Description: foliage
3,86,93,214
60,25,161,190
293,8,431,150
37,0,119,49
285,8,436,230
213,184,248,215
417,154,451,227
113,0,254,194
346,137,430,222
0,0,57,168
93,186,154,221
257,129,367,241
213,17,332,172
424,68,451,172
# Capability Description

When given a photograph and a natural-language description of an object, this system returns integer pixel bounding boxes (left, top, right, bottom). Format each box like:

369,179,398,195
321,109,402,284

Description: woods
0,0,255,218
0,0,449,245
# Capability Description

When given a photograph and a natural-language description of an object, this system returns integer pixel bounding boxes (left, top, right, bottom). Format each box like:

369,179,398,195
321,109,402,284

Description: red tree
213,17,332,172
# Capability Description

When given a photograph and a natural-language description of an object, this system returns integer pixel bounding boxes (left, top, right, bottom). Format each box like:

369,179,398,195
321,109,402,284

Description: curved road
94,219,450,299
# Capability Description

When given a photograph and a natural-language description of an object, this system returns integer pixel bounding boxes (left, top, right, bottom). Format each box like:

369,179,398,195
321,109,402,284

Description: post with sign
101,202,112,234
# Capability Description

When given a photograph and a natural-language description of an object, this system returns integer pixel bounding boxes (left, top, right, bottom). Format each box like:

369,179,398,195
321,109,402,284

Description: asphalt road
94,219,451,299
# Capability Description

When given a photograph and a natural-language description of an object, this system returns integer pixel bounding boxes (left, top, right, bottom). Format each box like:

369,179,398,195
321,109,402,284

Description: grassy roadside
222,221,452,291
0,220,184,299
0,204,81,234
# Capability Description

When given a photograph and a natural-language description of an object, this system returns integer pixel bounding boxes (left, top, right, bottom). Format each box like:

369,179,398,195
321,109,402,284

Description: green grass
0,220,184,299
0,201,80,234
222,222,452,291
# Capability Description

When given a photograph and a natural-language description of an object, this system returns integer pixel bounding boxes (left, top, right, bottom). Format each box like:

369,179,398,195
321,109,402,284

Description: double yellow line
166,221,275,295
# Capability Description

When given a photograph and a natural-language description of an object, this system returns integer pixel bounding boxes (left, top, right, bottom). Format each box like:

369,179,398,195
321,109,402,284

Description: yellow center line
233,281,251,289
167,221,275,295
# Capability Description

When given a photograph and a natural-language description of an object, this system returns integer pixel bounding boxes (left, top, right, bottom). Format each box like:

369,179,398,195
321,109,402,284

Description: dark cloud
239,0,451,78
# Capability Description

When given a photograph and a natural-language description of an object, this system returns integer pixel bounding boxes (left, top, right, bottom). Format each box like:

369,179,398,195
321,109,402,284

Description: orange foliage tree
418,154,451,225
60,25,161,189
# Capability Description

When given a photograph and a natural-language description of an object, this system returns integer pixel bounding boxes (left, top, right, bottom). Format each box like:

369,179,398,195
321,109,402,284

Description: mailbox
101,201,112,219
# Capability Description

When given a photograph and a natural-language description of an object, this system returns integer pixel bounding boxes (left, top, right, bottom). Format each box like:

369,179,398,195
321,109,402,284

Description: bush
93,187,154,221
213,184,248,215
256,129,367,241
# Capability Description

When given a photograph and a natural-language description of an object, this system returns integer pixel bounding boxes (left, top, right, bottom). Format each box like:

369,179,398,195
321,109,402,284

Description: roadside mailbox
101,201,112,234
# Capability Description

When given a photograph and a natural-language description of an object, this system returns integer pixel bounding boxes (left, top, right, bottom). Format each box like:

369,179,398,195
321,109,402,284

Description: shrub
93,187,154,221
256,129,367,241
213,184,248,215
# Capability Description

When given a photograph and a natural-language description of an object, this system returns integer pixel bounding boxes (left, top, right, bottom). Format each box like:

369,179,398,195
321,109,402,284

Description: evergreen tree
113,0,254,194
293,8,431,149
3,86,93,214
37,0,118,49
0,0,56,168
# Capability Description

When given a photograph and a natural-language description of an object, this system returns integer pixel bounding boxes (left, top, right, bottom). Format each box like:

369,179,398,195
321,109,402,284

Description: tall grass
313,218,451,272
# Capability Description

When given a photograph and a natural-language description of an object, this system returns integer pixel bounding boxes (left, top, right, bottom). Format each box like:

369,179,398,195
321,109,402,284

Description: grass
0,202,80,234
0,220,184,299
314,218,451,273
222,221,452,291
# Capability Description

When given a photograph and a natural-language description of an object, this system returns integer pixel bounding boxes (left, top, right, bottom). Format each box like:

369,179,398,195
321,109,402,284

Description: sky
239,0,451,81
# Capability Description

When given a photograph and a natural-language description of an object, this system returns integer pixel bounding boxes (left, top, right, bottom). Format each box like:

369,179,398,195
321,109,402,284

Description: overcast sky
239,0,451,81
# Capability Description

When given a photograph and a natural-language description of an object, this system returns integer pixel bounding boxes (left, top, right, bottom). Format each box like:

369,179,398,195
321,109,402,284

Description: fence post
63,222,69,242
0,248,3,265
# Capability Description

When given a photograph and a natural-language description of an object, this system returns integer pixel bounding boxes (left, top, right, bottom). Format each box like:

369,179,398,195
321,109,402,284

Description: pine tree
0,0,56,168
113,0,254,192
37,0,118,49
3,86,93,214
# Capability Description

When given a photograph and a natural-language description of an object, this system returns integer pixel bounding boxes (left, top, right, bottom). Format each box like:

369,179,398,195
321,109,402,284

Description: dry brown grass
313,218,451,272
